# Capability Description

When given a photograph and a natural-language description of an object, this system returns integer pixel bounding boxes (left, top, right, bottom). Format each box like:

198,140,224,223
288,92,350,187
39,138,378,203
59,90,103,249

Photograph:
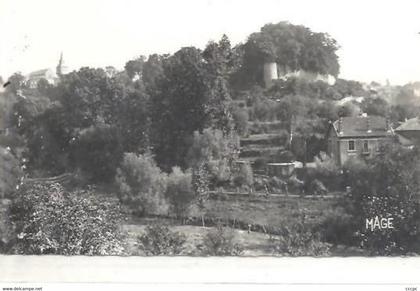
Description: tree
151,47,209,170
124,56,146,80
56,67,127,129
234,22,340,88
71,124,124,182
0,147,22,198
8,183,125,255
36,78,53,95
27,67,151,176
115,153,169,216
186,128,239,188
5,73,26,94
165,167,195,218
360,97,389,117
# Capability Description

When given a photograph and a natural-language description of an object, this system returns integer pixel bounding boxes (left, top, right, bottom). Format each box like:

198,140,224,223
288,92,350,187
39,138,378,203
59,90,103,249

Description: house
394,117,420,147
326,114,393,166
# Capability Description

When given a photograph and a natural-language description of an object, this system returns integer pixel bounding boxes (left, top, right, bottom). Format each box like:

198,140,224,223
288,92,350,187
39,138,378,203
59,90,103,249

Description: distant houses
326,114,393,166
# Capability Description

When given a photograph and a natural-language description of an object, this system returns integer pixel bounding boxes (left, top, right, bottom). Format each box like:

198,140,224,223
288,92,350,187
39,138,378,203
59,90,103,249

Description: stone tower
263,62,278,88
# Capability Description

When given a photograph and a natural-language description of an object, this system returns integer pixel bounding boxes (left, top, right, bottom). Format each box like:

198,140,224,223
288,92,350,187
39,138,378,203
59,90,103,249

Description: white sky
1,0,420,85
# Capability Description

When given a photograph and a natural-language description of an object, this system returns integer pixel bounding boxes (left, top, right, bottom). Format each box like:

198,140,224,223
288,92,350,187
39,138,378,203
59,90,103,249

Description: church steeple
56,52,67,77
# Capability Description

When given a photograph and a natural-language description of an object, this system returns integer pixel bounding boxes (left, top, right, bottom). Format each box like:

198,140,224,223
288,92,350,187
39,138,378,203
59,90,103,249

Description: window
348,140,355,151
363,140,369,153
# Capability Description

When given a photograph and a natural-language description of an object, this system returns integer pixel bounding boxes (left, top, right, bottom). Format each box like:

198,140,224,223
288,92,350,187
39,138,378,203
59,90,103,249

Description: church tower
56,52,69,77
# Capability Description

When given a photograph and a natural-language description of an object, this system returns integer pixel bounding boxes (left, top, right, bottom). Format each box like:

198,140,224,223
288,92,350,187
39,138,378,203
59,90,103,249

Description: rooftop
395,117,420,131
332,115,391,138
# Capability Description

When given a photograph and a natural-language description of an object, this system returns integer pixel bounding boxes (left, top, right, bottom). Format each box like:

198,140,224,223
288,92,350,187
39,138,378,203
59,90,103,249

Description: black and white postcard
1,0,420,289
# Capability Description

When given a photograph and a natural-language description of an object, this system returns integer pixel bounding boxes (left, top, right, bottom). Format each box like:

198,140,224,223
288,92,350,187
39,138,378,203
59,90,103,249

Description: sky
1,0,420,85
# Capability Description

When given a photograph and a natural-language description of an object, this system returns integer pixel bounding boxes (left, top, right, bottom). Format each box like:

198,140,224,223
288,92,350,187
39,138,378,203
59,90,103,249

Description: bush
166,167,195,217
0,147,22,198
317,205,359,246
233,162,253,189
201,225,243,256
8,183,125,255
138,224,186,255
115,153,169,216
270,223,330,256
302,152,342,193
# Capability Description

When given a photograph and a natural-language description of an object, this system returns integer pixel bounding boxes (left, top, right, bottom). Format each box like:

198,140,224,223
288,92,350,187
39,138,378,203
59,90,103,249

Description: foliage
191,162,211,209
274,150,295,163
231,106,249,136
8,183,125,255
115,153,169,216
186,128,239,188
201,225,243,256
234,22,339,88
71,124,124,182
317,205,359,246
270,222,330,256
360,97,389,117
150,47,209,170
309,152,342,191
203,35,237,133
0,199,14,253
165,167,195,217
343,144,420,255
138,224,186,255
233,162,254,189
5,73,26,93
0,147,22,198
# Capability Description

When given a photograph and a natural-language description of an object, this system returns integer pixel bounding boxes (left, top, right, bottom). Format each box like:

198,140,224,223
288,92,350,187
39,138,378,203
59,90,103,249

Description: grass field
190,195,337,229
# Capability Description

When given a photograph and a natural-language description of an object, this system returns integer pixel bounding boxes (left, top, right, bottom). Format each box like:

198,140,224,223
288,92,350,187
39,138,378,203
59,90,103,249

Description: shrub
301,152,342,193
138,224,186,255
115,153,169,216
0,147,22,198
201,225,243,256
317,205,359,246
270,223,330,256
8,183,125,255
233,162,253,189
166,167,195,217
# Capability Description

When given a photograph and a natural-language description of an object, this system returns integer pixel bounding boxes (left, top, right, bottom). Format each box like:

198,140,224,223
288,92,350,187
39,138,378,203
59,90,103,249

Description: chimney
338,117,343,135
367,116,372,133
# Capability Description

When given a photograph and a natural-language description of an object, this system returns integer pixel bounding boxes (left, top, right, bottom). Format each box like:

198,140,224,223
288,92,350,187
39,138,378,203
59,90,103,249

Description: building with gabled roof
394,117,420,147
326,114,394,166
